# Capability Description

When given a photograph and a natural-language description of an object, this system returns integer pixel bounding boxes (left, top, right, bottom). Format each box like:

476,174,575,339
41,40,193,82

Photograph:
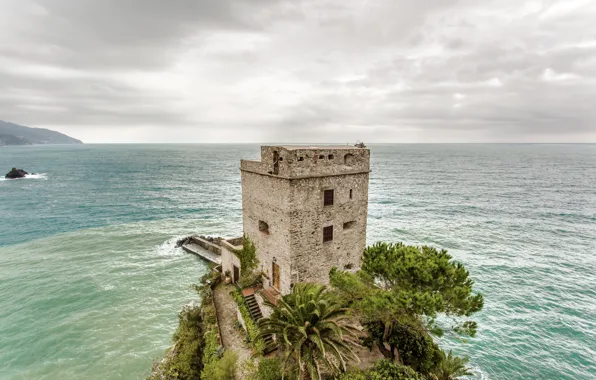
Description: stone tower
240,145,370,295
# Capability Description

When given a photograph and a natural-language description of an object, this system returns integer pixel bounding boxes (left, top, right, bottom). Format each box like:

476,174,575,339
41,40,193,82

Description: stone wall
190,236,221,255
221,239,242,281
241,171,293,294
289,172,369,285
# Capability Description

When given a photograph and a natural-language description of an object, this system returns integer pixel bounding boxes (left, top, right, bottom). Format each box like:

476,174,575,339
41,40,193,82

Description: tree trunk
376,338,392,359
392,344,402,364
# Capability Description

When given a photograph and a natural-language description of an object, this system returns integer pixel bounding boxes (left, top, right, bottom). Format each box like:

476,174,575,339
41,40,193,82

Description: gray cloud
0,0,594,142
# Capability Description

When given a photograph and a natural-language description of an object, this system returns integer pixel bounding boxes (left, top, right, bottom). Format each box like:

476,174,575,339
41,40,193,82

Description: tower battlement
240,145,370,179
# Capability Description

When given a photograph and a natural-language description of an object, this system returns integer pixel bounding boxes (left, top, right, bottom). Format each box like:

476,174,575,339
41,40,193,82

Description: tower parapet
240,145,370,179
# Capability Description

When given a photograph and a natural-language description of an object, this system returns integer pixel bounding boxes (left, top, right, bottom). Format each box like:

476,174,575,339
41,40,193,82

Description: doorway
233,265,240,284
272,262,280,290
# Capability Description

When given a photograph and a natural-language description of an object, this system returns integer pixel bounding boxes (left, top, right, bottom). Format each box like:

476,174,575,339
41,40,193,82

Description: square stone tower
240,145,370,295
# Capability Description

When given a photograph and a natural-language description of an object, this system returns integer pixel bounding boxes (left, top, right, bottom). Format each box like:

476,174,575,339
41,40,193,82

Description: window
279,157,283,161
324,189,334,206
328,154,334,159
344,153,355,165
298,156,304,161
259,220,269,234
319,155,325,159
323,225,333,242
349,189,353,199
343,221,356,230
273,151,279,175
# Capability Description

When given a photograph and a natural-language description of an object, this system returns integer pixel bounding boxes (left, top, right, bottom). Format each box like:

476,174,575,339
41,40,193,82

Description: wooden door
233,265,240,284
272,262,280,290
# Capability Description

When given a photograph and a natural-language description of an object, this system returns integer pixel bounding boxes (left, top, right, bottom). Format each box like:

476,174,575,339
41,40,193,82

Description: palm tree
430,350,473,380
257,283,361,380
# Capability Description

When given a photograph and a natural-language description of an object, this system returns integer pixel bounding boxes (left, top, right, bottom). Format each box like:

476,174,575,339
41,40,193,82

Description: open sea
0,144,594,380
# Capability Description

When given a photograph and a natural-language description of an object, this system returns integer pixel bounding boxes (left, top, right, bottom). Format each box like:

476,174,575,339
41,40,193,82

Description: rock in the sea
5,168,29,179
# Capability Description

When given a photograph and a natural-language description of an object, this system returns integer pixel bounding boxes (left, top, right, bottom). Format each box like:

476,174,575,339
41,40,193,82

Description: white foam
101,283,116,291
0,173,48,181
154,237,184,257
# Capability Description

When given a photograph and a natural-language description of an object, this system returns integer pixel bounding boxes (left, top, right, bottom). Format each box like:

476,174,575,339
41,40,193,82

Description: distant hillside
0,134,32,146
0,120,82,145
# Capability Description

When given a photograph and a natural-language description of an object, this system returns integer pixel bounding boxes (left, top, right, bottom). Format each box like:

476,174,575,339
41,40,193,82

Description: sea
0,144,594,380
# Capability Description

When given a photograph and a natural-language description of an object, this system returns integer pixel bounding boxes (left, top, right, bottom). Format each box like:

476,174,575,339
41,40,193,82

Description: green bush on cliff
201,350,237,380
337,359,425,380
200,327,220,377
147,281,224,380
257,357,283,380
147,305,205,380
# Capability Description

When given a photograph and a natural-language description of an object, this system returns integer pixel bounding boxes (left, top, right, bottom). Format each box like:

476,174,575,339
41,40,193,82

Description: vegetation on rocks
338,359,425,380
146,305,206,380
329,242,483,379
201,350,238,380
150,241,480,380
147,273,228,380
429,350,473,380
244,357,284,380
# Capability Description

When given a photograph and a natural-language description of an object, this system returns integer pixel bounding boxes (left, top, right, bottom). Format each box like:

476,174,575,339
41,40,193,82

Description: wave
0,173,48,181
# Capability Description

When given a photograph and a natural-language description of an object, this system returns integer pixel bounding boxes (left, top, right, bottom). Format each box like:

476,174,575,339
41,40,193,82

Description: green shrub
257,358,283,380
201,327,220,368
232,235,259,274
146,305,205,380
337,359,425,380
202,350,238,380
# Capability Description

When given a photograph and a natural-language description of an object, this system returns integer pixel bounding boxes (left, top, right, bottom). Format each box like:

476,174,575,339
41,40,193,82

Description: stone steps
242,293,275,353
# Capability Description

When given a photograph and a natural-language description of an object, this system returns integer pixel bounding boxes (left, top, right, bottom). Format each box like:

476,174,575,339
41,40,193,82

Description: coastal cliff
0,120,82,145
147,273,223,380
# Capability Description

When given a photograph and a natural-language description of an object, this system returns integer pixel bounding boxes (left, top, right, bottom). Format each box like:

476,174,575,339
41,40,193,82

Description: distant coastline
0,120,82,146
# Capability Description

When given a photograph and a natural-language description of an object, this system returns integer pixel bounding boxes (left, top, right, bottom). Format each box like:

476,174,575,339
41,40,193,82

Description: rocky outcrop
175,236,193,248
5,168,29,179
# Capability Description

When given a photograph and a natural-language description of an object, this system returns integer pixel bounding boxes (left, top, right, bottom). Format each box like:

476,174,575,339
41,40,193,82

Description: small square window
298,156,304,161
319,155,325,159
259,220,269,234
324,189,334,206
323,225,333,242
328,154,334,159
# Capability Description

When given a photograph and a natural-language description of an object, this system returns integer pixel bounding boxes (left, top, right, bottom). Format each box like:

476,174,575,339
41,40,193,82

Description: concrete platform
182,242,222,264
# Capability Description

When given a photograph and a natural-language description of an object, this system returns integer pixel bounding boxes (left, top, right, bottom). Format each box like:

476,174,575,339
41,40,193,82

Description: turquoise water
1,144,595,379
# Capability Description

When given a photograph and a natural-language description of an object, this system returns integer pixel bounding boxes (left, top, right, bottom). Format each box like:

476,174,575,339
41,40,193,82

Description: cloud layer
1,0,595,142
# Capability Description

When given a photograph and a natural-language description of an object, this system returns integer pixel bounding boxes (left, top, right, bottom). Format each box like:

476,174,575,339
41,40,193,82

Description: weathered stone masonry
240,145,370,295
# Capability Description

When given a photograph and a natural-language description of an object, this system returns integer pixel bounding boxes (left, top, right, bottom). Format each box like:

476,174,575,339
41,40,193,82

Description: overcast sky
1,0,595,143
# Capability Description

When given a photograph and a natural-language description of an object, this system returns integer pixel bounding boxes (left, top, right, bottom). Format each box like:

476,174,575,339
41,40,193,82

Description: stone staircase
243,292,276,353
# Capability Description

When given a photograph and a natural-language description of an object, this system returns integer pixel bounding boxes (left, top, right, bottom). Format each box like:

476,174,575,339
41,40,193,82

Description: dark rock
5,167,29,179
175,236,192,248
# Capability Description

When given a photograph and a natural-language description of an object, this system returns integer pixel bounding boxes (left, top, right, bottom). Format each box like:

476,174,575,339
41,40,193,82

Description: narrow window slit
324,189,334,206
323,225,334,242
